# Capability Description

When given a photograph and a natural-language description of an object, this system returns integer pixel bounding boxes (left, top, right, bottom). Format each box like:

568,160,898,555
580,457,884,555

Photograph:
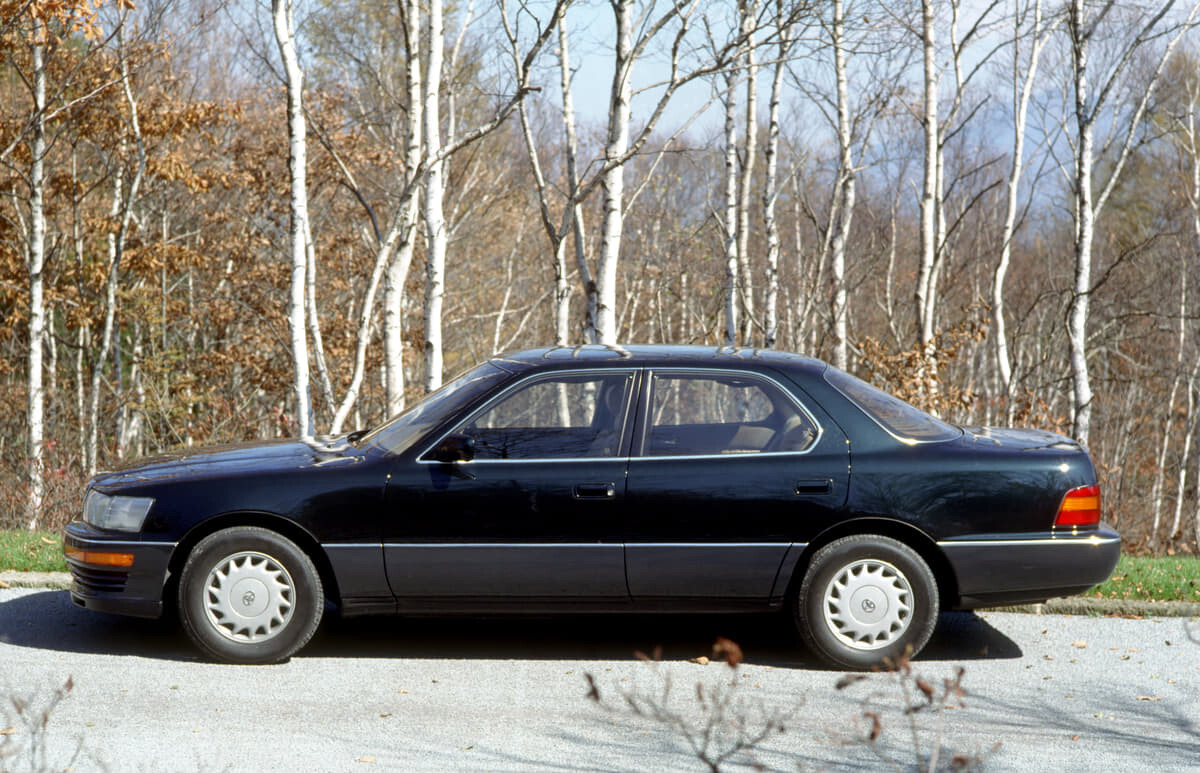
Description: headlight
83,491,154,532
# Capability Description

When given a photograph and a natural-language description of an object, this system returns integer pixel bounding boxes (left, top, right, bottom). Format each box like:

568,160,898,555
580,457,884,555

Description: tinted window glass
824,367,960,443
455,372,632,460
645,373,818,456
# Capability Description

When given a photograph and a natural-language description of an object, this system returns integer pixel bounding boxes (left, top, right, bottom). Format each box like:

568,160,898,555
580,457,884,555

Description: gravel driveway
0,587,1197,771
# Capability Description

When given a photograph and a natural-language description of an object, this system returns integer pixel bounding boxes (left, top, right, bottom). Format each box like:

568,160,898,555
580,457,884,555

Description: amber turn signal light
65,546,135,567
1054,484,1101,528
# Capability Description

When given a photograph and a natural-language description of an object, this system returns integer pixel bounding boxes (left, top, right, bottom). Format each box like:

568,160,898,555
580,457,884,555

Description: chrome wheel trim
202,550,296,644
821,558,913,651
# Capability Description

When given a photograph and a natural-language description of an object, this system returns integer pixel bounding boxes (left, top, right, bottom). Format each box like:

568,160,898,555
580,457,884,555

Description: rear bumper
939,527,1121,609
63,522,174,619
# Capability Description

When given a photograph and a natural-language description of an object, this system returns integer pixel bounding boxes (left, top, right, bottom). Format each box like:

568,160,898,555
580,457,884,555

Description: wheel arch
782,517,959,611
165,512,342,615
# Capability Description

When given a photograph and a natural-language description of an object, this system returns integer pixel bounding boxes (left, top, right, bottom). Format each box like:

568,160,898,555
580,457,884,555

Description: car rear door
623,368,850,603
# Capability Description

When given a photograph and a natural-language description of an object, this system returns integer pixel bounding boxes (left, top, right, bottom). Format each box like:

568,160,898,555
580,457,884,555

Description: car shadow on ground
0,589,197,660
0,589,1022,667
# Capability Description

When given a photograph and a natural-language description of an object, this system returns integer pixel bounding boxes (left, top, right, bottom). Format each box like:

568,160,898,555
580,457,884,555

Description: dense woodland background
3,0,1200,554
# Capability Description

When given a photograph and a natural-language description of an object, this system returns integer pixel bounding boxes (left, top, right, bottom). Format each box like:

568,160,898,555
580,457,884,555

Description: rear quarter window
824,368,960,443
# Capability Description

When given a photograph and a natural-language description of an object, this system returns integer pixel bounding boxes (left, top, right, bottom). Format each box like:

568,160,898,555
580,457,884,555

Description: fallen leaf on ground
355,757,376,764
690,656,710,665
1136,696,1163,702
1071,641,1087,649
40,536,56,545
0,728,15,735
0,579,9,589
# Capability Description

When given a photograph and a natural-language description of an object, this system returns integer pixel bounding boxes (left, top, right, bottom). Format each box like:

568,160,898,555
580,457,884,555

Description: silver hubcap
822,558,913,650
203,551,295,644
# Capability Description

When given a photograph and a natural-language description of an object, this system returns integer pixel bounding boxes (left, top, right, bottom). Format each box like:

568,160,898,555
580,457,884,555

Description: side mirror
431,433,475,463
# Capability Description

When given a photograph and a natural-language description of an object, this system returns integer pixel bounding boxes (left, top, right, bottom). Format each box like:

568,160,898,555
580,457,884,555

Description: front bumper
63,521,175,619
939,526,1121,608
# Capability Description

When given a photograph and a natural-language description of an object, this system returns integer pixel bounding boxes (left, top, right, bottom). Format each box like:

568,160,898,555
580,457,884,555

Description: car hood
92,436,360,488
958,426,1082,452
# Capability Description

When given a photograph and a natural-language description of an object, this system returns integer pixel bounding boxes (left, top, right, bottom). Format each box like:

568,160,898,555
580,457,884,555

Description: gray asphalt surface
0,587,1197,772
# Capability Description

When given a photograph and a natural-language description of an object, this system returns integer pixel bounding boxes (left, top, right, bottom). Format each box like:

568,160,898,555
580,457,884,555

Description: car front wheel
178,526,324,664
795,534,938,669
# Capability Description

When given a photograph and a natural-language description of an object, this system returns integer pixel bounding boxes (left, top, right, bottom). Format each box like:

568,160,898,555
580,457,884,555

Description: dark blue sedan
64,346,1120,667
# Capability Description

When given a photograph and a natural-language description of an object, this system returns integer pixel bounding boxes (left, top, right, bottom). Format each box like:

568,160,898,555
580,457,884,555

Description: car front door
383,369,636,606
623,368,850,603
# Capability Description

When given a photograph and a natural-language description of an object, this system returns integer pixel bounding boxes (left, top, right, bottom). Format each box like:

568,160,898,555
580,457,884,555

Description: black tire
794,534,938,670
177,526,324,664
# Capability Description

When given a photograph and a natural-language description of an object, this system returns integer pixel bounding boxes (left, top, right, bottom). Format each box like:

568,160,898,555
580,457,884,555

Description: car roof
490,345,828,377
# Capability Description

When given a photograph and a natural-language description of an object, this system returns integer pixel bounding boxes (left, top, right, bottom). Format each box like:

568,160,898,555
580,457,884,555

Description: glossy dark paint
64,345,1120,624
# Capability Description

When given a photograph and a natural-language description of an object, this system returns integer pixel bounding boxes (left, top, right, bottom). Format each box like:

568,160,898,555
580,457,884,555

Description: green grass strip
1086,555,1200,602
0,529,67,573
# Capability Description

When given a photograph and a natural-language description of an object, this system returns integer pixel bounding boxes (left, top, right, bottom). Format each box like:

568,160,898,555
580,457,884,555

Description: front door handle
795,479,833,495
573,482,616,500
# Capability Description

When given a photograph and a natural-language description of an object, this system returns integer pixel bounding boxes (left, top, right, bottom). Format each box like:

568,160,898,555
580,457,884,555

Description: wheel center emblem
861,598,876,613
242,591,256,607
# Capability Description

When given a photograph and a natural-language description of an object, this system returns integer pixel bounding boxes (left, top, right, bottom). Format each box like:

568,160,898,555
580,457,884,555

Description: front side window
644,372,819,457
450,371,633,460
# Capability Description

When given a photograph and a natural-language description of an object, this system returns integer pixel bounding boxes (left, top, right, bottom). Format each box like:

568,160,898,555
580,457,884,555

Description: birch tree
993,0,1058,402
912,0,1002,401
422,0,448,392
3,1,108,524
271,0,314,437
1063,0,1199,445
790,0,897,369
87,8,148,472
590,0,780,345
25,17,47,525
761,0,794,349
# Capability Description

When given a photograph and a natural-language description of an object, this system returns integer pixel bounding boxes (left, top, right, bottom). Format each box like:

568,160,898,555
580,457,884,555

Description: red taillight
1055,484,1101,528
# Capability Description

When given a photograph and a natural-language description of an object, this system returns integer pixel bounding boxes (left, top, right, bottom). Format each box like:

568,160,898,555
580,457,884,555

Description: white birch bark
735,0,759,345
423,0,447,391
272,0,314,437
994,0,1055,398
762,3,790,349
915,0,939,383
829,0,854,371
25,26,46,528
722,68,740,347
384,0,423,416
596,0,635,346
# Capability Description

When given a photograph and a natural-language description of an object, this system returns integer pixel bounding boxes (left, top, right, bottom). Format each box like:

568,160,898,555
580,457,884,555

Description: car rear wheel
178,526,323,664
795,534,938,669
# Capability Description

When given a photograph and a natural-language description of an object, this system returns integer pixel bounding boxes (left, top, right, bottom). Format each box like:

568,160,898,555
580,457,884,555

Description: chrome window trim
638,367,824,458
416,367,639,465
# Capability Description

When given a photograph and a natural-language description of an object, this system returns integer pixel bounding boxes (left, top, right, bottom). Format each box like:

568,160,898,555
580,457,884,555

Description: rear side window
644,372,819,457
824,368,960,443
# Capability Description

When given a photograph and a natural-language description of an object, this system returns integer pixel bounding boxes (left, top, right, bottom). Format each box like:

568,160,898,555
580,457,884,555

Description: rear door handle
795,479,833,495
574,482,616,500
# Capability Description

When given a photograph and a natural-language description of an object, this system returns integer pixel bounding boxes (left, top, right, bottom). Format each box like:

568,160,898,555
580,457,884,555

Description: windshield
358,362,511,454
824,367,960,444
